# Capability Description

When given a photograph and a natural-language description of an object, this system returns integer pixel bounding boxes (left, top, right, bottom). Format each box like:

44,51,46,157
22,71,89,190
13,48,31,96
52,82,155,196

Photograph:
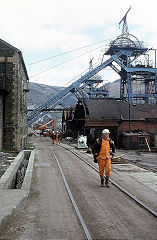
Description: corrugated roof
85,99,157,120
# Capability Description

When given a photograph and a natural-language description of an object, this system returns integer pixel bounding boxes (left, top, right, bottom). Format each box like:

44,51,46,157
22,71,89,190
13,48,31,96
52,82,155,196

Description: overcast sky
1,0,157,87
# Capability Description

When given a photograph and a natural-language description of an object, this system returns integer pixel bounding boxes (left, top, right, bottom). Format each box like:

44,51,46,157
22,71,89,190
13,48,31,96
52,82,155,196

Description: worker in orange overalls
51,131,55,145
92,129,115,187
55,131,60,144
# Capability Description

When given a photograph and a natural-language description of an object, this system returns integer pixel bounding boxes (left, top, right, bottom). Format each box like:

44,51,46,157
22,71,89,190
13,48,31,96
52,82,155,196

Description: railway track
51,148,92,240
52,144,157,219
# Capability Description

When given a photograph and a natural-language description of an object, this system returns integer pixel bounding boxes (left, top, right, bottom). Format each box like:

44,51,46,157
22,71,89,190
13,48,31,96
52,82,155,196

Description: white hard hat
102,129,110,134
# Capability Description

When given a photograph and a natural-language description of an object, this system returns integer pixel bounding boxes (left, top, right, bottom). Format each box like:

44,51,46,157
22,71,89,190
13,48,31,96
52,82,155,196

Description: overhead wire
26,39,111,66
28,37,118,106
61,66,91,88
55,58,109,89
29,44,106,78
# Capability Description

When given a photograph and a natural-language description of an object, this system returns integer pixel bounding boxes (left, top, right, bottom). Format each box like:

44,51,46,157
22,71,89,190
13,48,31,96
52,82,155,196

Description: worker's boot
101,177,104,187
105,176,110,187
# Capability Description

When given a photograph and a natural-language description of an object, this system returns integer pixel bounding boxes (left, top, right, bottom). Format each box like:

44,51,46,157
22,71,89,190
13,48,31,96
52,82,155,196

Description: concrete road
67,144,157,213
0,137,86,240
0,137,157,239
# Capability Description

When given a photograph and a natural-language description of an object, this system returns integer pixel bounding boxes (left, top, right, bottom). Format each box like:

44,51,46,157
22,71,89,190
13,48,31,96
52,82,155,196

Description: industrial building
61,10,157,150
62,99,157,149
0,39,29,151
27,10,157,151
28,8,157,127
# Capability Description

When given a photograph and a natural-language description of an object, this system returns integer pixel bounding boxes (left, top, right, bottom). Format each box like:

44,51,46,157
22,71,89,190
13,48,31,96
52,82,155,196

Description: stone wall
16,53,28,150
0,40,28,151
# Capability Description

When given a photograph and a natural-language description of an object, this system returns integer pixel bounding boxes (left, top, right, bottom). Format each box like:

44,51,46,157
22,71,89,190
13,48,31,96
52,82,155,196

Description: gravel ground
115,149,157,173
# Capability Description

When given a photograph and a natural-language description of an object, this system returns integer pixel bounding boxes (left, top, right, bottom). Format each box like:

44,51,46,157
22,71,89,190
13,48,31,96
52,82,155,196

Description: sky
1,0,157,87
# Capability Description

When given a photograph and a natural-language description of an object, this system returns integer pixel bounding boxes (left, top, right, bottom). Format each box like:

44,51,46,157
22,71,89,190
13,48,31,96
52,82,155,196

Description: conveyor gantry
28,55,114,125
28,9,157,125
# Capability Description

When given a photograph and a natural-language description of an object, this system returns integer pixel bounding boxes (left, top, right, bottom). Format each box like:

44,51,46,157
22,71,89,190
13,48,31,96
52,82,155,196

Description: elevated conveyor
28,55,115,125
28,9,157,125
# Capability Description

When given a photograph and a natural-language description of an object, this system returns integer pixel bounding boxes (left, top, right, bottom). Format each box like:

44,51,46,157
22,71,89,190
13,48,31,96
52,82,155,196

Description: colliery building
62,99,157,150
0,39,29,151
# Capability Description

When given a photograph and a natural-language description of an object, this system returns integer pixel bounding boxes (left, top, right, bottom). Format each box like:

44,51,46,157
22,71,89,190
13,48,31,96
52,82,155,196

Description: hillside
28,82,77,108
27,80,120,125
28,80,120,108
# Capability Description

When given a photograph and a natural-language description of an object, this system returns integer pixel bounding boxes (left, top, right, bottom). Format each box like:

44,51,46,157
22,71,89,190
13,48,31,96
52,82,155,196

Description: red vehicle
39,119,55,130
39,119,55,136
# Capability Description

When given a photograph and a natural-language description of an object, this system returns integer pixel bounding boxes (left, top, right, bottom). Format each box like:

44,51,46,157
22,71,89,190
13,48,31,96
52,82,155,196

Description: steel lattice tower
28,8,157,125
105,7,157,104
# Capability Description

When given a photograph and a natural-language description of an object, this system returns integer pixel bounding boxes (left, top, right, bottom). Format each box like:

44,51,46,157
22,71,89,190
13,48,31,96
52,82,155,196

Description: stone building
0,39,29,151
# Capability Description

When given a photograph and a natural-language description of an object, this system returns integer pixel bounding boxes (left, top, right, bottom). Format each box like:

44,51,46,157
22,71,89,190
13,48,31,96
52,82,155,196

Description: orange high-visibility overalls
56,133,59,143
51,133,55,145
97,138,111,177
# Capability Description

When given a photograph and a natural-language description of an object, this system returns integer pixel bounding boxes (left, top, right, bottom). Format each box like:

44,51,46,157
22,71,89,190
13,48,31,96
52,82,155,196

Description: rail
59,144,157,218
50,148,92,240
